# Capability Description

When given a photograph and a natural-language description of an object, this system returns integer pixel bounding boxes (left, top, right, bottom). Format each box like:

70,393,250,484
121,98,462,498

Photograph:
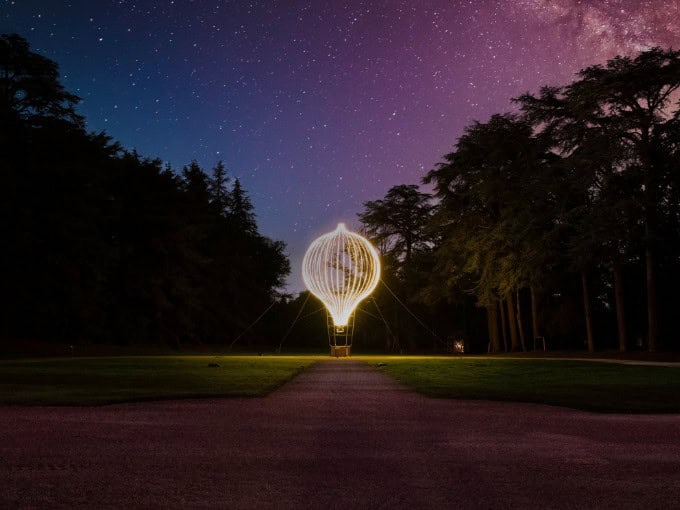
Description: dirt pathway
1,360,679,508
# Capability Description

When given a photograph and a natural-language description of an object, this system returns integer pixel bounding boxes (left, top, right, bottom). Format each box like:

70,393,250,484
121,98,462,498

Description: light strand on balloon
302,223,380,327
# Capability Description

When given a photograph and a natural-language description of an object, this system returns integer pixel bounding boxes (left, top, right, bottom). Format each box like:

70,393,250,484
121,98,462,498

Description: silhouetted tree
208,161,231,216
358,184,434,269
1,33,290,349
358,184,442,352
518,48,680,351
425,114,556,351
0,33,82,128
230,178,257,234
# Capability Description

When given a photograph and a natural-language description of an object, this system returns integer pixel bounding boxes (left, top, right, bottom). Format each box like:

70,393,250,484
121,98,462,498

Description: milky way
3,0,679,291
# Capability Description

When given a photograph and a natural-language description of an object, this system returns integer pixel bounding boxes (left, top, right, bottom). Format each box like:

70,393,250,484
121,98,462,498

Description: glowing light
302,223,380,326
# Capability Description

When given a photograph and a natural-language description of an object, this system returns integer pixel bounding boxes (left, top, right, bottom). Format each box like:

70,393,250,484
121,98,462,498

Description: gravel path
1,360,679,509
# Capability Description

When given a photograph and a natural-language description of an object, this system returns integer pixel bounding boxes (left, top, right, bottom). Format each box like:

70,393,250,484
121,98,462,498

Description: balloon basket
327,311,355,358
330,345,351,357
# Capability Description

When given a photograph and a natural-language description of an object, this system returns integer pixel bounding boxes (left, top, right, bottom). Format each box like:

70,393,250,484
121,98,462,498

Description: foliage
0,33,83,128
357,184,451,352
516,48,680,351
425,114,558,305
411,47,680,352
5,32,680,354
1,34,289,348
358,184,434,269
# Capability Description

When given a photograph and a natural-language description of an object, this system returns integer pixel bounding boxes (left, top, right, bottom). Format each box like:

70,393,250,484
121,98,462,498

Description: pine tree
230,178,257,234
208,160,230,217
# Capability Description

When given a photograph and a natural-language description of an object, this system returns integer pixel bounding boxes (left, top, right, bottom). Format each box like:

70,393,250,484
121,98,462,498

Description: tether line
298,306,325,321
229,300,276,350
380,279,446,346
371,296,400,353
277,292,311,353
356,305,380,321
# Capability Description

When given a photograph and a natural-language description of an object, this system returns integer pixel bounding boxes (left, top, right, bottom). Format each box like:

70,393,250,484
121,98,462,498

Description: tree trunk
530,286,540,344
486,304,501,353
613,262,627,353
581,271,594,353
486,307,492,353
646,246,657,352
506,293,520,352
499,297,508,352
515,288,526,352
641,132,658,353
1,311,7,342
0,283,8,341
395,308,407,352
486,306,492,353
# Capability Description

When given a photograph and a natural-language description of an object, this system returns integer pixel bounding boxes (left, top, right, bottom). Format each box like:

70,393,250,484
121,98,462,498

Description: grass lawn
365,357,680,413
0,356,318,406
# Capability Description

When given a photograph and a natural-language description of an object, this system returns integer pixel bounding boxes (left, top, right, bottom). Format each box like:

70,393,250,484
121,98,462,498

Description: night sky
3,0,679,292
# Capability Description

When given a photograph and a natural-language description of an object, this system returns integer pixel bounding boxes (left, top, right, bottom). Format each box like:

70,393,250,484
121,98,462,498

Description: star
3,0,678,291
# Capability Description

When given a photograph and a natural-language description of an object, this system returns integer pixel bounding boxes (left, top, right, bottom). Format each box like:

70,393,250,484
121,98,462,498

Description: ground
0,356,317,405
3,355,680,412
1,360,679,508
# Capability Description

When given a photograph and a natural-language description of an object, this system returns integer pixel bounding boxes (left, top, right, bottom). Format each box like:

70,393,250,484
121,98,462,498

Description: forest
1,34,289,350
2,33,680,353
353,46,680,354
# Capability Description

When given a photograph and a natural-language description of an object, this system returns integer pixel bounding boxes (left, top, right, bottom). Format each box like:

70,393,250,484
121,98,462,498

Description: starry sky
3,0,680,292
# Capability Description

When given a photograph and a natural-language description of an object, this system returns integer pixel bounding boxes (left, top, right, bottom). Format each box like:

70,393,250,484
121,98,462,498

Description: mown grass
4,354,679,412
366,357,680,413
0,356,318,406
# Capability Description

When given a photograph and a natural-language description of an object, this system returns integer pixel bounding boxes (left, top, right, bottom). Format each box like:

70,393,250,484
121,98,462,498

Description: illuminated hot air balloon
302,222,381,356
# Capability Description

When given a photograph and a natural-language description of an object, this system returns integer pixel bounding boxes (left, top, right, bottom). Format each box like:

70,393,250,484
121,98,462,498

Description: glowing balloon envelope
302,223,381,326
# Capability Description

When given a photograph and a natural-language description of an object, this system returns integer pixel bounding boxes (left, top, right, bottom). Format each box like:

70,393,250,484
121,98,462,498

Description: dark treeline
4,34,680,354
1,34,289,348
353,47,680,353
